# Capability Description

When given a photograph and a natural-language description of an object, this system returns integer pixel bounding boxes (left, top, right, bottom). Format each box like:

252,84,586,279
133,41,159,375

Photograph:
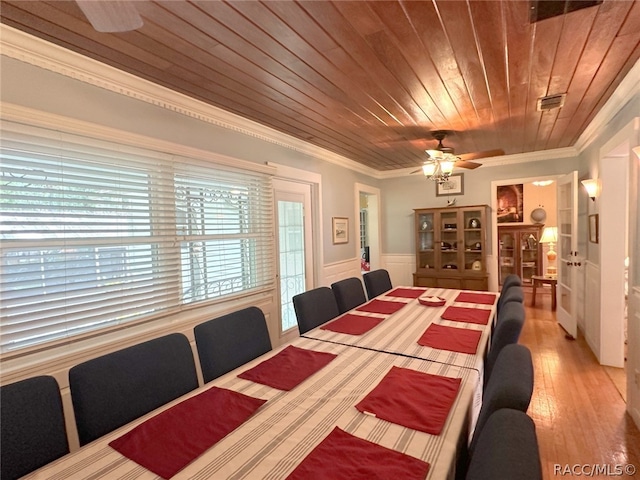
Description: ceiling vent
537,93,566,112
530,1,603,23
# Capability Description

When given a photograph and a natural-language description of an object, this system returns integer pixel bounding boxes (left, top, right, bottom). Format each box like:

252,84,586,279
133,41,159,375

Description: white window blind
0,125,274,353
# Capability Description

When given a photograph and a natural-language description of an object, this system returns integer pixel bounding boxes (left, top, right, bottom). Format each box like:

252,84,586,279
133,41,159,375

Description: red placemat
355,366,461,435
238,345,337,391
454,291,497,305
286,427,430,480
417,324,482,354
385,287,428,299
441,306,491,325
355,299,407,315
321,313,384,335
109,387,265,479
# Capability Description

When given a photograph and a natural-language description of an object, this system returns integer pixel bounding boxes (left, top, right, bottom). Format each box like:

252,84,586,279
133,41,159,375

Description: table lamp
539,226,558,277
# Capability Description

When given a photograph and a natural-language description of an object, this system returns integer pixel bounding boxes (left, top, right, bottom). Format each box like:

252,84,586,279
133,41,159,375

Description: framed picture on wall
497,184,524,223
436,173,464,196
332,217,349,244
589,214,599,243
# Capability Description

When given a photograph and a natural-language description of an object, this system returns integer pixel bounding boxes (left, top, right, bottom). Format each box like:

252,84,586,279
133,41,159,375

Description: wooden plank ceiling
2,0,639,171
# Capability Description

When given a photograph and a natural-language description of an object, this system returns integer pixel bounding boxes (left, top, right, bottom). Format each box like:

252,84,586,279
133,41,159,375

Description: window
0,125,274,353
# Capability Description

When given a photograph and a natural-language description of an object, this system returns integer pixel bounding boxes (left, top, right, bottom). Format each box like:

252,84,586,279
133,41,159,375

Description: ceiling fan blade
410,168,423,174
454,160,482,170
457,149,505,161
76,0,143,33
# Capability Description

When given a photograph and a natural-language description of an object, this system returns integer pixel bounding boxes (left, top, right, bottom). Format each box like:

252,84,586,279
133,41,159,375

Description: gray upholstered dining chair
1,375,70,480
496,283,524,316
195,306,272,383
485,301,526,384
69,333,199,446
472,344,534,456
331,277,367,314
501,274,522,291
362,269,393,299
466,408,542,480
292,286,340,334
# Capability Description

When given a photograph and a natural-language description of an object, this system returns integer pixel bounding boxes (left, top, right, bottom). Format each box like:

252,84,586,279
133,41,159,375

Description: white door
556,171,579,338
274,179,313,344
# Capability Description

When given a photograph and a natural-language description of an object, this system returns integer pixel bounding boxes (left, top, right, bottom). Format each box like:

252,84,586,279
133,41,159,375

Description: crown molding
1,103,279,175
0,24,379,178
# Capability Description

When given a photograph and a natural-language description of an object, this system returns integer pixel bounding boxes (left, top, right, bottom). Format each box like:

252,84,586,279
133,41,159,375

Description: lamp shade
440,159,455,175
422,162,436,176
581,179,599,199
539,226,557,244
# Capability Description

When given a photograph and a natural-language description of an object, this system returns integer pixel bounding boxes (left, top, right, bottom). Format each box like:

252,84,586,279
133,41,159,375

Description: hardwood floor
520,293,640,479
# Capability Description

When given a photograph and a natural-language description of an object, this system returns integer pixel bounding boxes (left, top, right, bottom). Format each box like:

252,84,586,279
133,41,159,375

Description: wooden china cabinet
497,224,544,286
413,205,489,291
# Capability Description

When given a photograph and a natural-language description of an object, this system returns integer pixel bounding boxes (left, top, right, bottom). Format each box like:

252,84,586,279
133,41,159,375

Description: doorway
355,184,381,273
490,176,559,293
598,138,631,399
274,179,314,345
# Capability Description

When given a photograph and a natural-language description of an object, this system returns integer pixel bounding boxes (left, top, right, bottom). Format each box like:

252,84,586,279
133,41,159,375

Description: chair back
69,333,198,445
501,274,522,291
363,269,393,299
485,301,525,384
466,409,542,480
497,284,524,314
195,306,272,383
472,344,534,455
292,287,339,334
331,277,367,314
1,376,69,480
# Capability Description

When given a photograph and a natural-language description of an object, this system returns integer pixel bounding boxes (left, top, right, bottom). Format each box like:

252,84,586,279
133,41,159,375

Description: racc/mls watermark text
554,464,637,476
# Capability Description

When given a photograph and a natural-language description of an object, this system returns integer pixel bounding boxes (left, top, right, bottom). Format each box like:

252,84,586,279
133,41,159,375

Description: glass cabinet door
417,212,435,271
520,230,539,285
499,230,517,283
462,209,484,273
440,210,459,271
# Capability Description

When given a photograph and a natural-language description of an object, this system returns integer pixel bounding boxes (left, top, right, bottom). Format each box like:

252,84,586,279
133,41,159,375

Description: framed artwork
436,173,464,197
496,184,524,223
332,217,349,244
589,214,599,243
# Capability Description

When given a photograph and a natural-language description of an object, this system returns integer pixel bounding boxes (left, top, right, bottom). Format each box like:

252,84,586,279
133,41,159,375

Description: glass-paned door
498,230,517,284
274,180,313,342
462,208,485,274
556,171,578,338
520,231,540,284
440,210,458,270
417,211,435,271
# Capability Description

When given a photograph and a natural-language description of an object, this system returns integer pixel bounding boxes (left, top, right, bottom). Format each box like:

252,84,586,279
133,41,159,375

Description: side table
531,275,557,310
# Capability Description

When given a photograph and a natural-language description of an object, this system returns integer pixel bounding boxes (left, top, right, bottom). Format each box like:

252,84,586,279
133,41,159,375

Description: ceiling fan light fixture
426,149,443,159
422,162,437,177
440,159,455,175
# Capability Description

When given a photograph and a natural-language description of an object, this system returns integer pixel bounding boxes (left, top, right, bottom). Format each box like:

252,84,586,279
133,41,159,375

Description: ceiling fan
76,0,143,33
409,130,504,183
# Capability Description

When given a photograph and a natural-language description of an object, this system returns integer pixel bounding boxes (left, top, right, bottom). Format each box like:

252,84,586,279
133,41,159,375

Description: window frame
0,120,276,356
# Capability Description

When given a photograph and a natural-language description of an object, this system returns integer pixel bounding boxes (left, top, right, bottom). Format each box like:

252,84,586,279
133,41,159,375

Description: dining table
304,286,497,372
24,287,497,480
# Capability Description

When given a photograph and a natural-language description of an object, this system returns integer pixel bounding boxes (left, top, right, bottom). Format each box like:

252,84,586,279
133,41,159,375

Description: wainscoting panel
381,254,415,287
322,258,362,286
585,261,601,360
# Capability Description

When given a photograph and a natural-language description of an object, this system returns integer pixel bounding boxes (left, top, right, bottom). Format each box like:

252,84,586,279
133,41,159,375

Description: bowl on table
418,295,446,307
